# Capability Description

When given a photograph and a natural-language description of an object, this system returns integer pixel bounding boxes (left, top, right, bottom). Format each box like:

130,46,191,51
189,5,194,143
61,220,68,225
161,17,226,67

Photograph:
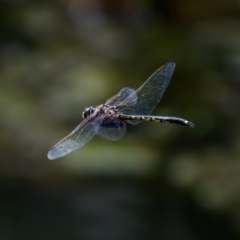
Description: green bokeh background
1,0,240,239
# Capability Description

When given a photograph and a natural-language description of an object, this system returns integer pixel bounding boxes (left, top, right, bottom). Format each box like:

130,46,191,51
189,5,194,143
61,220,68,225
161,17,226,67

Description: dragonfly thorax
82,106,96,119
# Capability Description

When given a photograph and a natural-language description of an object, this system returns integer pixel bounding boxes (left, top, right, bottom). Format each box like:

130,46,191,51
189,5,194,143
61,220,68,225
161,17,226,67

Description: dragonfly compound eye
82,106,95,119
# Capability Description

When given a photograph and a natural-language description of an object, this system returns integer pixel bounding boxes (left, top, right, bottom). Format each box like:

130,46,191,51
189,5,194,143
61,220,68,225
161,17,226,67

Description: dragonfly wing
96,116,126,141
106,87,136,106
118,63,176,124
47,116,101,160
125,119,141,125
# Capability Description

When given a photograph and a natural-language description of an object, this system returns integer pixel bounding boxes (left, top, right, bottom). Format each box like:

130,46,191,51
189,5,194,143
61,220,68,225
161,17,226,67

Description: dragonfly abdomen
119,114,194,128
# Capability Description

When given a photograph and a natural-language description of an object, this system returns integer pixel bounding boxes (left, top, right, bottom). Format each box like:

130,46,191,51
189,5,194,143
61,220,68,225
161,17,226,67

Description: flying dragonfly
47,62,194,160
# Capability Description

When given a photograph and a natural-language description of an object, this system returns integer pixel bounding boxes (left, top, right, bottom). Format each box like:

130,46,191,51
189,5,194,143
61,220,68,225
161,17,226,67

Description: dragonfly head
82,106,96,119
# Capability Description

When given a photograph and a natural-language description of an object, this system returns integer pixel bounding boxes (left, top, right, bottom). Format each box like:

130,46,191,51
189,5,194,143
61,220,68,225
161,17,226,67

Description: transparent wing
118,62,176,124
96,116,126,141
47,116,102,160
106,87,136,106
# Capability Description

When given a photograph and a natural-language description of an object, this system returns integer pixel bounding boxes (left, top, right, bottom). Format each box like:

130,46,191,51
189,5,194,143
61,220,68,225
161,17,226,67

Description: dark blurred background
1,0,240,239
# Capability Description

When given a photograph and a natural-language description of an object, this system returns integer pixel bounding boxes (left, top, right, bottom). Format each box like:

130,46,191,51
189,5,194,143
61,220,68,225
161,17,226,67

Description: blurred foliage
1,0,240,239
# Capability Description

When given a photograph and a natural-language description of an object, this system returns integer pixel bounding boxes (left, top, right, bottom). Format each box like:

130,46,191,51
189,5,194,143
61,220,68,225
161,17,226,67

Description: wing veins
117,63,176,116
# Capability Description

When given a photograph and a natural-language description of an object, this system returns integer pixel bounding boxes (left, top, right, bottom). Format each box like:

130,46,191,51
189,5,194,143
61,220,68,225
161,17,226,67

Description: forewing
118,62,176,124
106,87,136,106
96,116,126,141
47,116,101,160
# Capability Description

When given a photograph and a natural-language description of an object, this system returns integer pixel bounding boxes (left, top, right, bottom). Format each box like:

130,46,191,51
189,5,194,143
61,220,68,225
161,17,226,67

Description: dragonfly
47,62,194,160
